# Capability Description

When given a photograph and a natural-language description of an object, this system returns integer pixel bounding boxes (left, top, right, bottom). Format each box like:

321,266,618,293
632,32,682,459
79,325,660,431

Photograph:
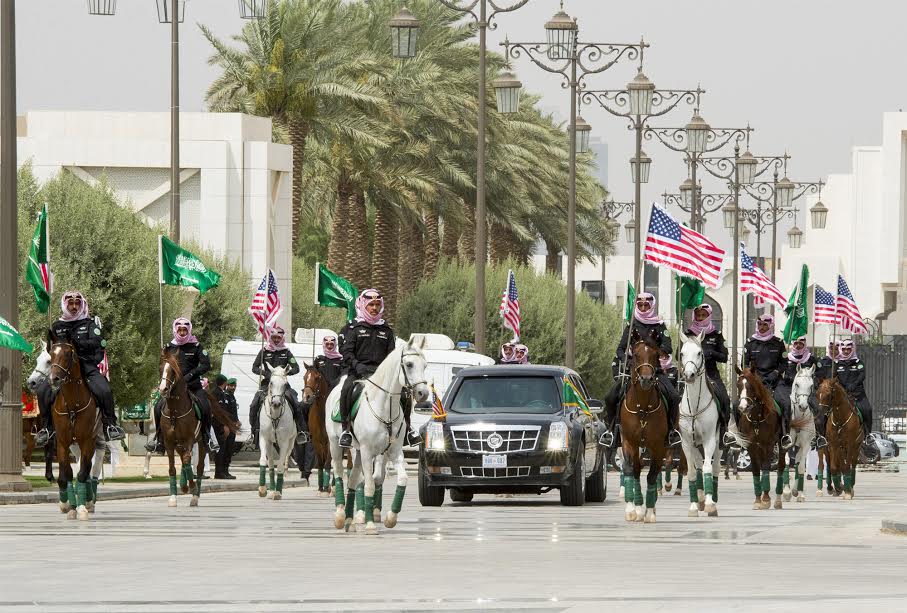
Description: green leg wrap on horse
623,476,634,503
633,479,644,506
66,482,76,507
179,467,188,489
269,468,276,490
851,467,857,486
797,474,804,492
169,475,177,496
664,465,672,481
677,474,683,490
656,473,663,491
391,485,406,514
75,480,87,508
843,472,853,491
703,473,714,501
373,485,383,511
696,469,703,493
356,484,365,513
817,471,823,488
334,477,345,507
58,486,68,504
196,473,202,496
259,466,267,488
760,471,770,494
90,477,99,502
276,473,284,493
712,477,718,502
775,467,785,495
344,489,355,519
645,483,657,509
752,474,761,497
364,495,375,523
832,473,842,490
689,479,698,503
320,470,331,489
619,473,625,489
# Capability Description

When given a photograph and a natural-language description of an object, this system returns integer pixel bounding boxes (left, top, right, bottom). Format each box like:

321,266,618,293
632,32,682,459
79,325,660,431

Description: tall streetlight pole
503,7,645,368
582,76,702,284
661,187,733,227
601,199,633,302
92,0,265,243
390,1,528,358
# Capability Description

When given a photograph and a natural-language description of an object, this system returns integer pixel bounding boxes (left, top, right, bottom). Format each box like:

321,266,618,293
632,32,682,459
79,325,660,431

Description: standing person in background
213,375,239,479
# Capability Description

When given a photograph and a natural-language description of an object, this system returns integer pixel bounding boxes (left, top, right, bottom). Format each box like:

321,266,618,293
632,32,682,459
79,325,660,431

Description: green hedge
397,260,623,398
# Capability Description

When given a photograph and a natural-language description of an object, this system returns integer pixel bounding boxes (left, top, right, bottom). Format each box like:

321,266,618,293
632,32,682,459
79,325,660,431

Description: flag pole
45,204,53,329
314,261,321,306
158,235,164,349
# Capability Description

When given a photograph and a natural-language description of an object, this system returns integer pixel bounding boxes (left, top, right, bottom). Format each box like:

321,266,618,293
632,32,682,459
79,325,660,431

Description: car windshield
449,376,562,414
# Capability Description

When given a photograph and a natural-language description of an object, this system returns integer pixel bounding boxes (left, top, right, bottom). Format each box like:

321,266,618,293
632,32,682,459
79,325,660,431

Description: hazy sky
12,0,907,252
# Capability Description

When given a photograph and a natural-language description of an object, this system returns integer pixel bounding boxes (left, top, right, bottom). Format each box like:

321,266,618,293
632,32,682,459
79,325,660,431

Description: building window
581,281,605,303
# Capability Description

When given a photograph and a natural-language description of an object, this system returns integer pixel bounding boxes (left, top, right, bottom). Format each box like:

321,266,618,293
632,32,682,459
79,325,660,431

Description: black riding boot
403,393,423,446
666,397,681,448
86,372,125,441
288,390,310,445
814,412,828,449
200,407,219,453
144,398,165,453
339,377,356,448
34,382,56,447
780,404,793,450
249,390,263,450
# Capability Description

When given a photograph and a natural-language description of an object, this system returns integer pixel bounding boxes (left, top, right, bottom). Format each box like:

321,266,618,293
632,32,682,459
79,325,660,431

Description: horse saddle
330,382,365,424
187,391,204,421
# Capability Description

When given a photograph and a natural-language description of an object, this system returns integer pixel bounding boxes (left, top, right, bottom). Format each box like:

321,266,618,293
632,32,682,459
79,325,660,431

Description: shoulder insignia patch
101,340,107,348
93,328,101,336
290,358,296,364
202,349,208,356
858,364,864,369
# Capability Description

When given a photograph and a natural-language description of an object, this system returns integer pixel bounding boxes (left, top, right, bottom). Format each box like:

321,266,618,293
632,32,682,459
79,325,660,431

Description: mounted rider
313,334,344,391
686,303,731,445
774,335,825,448
741,313,792,449
834,339,873,439
35,291,126,447
144,317,219,453
248,325,310,449
338,289,420,448
601,292,681,449
817,339,839,381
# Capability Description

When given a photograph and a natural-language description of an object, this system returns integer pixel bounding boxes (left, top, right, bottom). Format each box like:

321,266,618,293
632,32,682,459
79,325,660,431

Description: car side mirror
587,399,604,414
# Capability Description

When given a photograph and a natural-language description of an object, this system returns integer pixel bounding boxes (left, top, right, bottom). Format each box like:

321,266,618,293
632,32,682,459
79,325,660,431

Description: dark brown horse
47,335,101,520
620,334,668,523
735,367,786,510
816,378,863,499
302,364,333,495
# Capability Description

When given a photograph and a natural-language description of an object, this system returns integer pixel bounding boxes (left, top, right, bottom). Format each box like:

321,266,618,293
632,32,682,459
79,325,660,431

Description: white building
16,111,294,330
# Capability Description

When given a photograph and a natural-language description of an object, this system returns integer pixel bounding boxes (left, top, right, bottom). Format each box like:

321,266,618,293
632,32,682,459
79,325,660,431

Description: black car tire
585,452,606,503
559,449,586,506
449,488,473,503
418,461,445,507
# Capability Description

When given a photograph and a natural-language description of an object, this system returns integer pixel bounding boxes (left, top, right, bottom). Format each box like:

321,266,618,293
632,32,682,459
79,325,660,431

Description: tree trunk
326,172,351,276
396,218,422,311
545,238,561,278
345,189,371,290
372,205,399,324
458,202,476,264
440,216,460,262
489,221,510,265
423,210,440,278
288,119,310,251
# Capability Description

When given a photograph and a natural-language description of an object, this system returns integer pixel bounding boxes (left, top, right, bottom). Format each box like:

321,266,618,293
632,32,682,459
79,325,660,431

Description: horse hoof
752,500,763,510
816,490,824,497
644,509,656,523
698,501,705,512
384,511,398,529
724,474,730,480
266,491,275,499
736,475,741,481
344,518,354,533
365,522,379,535
673,489,682,496
797,494,806,503
168,496,177,508
625,512,636,522
258,487,267,498
334,508,345,530
190,495,199,507
59,502,71,514
774,498,783,510
708,509,719,517
372,509,381,524
67,509,77,520
634,505,645,522
272,492,282,501
705,502,717,514
87,502,95,514
77,506,89,521
688,505,699,517
843,492,853,501
354,510,365,525
664,483,672,492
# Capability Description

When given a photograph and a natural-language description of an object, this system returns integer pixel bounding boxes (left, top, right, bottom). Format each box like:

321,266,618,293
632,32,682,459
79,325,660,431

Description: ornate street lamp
238,0,267,19
810,199,828,229
736,150,758,185
679,178,696,209
544,5,577,60
87,0,117,15
776,176,795,209
630,150,651,184
685,112,710,154
606,217,621,242
625,218,637,244
575,115,592,154
492,71,522,114
627,69,655,116
723,203,737,230
787,224,803,249
156,0,186,23
388,7,420,59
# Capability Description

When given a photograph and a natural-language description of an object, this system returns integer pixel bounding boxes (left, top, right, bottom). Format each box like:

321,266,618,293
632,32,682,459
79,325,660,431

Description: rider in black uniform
774,335,823,448
601,292,681,449
816,339,839,382
34,291,126,447
685,303,731,445
835,339,873,439
742,313,791,449
313,334,344,391
249,326,309,449
145,317,219,453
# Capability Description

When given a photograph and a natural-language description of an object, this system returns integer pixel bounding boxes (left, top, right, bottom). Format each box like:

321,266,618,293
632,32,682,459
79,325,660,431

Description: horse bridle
159,361,179,400
49,342,94,420
630,341,658,391
362,349,427,452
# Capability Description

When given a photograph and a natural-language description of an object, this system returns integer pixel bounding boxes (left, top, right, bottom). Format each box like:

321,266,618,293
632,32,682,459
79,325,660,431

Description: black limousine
417,365,608,506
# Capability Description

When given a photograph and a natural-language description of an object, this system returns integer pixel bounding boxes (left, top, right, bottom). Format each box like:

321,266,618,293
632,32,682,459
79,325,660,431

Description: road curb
0,480,304,505
881,519,907,535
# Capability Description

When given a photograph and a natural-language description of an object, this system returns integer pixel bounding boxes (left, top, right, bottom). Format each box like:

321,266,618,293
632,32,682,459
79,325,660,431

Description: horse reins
363,349,426,454
49,342,96,427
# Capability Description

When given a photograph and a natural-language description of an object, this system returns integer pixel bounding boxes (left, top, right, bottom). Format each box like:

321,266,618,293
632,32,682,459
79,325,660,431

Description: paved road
1,466,906,612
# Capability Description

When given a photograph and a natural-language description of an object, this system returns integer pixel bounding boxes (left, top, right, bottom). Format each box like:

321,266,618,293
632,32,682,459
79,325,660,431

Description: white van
219,330,493,442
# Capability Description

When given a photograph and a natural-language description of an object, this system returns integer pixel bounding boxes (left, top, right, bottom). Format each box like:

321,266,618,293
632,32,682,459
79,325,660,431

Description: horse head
630,329,659,391
792,364,816,414
736,367,770,420
266,365,290,415
27,340,52,392
302,363,324,406
47,330,81,392
400,337,430,405
679,331,705,384
816,377,846,419
158,349,182,398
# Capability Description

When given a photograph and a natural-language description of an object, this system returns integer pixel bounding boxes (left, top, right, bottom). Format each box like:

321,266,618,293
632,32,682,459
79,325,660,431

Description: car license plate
483,454,507,468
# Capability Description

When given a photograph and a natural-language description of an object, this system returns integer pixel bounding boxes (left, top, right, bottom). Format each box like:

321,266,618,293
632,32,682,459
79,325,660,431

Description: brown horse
302,364,333,496
735,367,786,510
47,335,101,520
816,378,863,499
619,334,668,523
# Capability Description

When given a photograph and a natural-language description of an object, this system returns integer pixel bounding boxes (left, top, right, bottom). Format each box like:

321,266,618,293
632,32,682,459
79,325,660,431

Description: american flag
500,269,521,341
739,244,787,309
249,269,283,336
644,204,725,288
836,275,868,334
430,383,447,421
814,284,837,324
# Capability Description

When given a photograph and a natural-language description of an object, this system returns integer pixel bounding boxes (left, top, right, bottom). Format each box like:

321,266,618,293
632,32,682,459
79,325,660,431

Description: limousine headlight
547,422,568,451
427,422,446,451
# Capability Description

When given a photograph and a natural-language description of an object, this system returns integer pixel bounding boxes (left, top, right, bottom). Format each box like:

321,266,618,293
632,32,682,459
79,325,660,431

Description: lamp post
391,1,528,357
502,7,645,368
661,186,733,227
581,77,702,283
601,199,634,302
92,0,264,243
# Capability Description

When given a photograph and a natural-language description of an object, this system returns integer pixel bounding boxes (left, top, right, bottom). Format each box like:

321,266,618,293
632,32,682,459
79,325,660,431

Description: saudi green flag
315,263,358,321
25,204,51,313
675,274,705,324
624,281,636,321
158,235,221,294
0,316,33,353
563,377,591,416
783,264,810,343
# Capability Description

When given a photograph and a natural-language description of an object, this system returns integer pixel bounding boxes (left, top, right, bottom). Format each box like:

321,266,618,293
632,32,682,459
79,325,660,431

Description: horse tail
209,396,240,435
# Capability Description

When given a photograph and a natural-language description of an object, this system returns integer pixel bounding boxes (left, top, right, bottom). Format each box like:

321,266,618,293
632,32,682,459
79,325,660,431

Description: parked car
862,432,900,463
418,365,608,506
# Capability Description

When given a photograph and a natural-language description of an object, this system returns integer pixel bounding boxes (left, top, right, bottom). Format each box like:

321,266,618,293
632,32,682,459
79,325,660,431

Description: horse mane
742,368,774,410
160,349,183,379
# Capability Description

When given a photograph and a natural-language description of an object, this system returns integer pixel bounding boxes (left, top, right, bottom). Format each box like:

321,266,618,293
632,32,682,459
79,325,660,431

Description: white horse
257,365,297,500
678,332,722,518
786,364,816,503
325,339,430,535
